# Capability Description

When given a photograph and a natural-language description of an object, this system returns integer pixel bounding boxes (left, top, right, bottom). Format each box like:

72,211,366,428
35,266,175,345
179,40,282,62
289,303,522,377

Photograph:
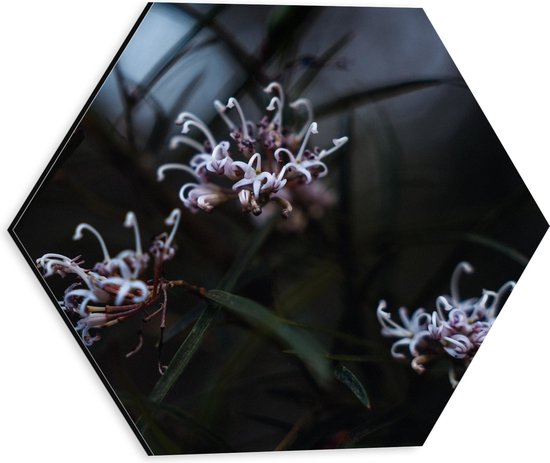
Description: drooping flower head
377,262,515,387
158,82,348,219
37,209,182,347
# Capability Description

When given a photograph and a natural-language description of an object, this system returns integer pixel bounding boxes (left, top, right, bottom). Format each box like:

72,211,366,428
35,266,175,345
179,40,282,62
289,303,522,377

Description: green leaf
283,350,385,363
160,301,204,345
121,393,233,453
147,218,278,408
458,232,529,266
205,289,332,387
149,304,219,404
274,261,341,317
334,364,371,409
218,214,279,291
325,354,384,363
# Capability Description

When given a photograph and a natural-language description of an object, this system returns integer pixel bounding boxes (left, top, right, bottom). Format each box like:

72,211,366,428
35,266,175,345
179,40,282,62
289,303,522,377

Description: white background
1,0,549,461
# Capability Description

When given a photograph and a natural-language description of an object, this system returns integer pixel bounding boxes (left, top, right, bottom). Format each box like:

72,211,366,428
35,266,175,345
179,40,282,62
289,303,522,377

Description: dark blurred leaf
264,6,319,62
327,354,385,363
122,393,233,452
291,33,352,97
238,411,293,431
274,261,341,317
458,232,528,266
178,3,262,79
140,4,227,96
275,412,316,451
114,68,137,150
388,230,529,267
344,417,400,448
147,71,206,152
334,364,371,410
205,289,332,387
119,390,180,454
263,385,317,404
161,302,205,344
148,218,278,406
168,70,205,118
315,78,464,118
282,320,377,348
218,214,279,290
149,303,219,404
284,350,385,363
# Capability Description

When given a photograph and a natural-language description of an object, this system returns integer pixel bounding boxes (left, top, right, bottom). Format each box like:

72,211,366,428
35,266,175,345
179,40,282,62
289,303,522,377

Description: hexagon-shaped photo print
9,3,548,456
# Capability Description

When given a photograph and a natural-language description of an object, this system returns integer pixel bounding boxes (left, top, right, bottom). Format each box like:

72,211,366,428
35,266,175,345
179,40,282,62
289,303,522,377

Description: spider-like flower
158,82,348,218
37,209,182,348
377,262,515,387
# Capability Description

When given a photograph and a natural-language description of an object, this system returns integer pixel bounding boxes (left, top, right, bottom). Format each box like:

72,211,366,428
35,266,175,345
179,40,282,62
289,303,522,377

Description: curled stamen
102,277,148,307
36,253,75,266
443,334,473,359
125,331,144,358
206,142,233,176
124,212,142,255
226,97,250,140
249,152,262,172
289,98,313,140
296,122,318,162
178,183,199,206
276,163,290,181
271,196,293,219
274,147,297,164
109,256,133,280
448,365,459,389
318,137,349,159
376,300,413,338
411,354,433,374
157,163,201,182
169,135,205,153
266,96,283,127
264,82,286,129
164,208,181,250
211,141,231,161
301,159,328,180
73,223,111,262
263,82,285,107
64,288,99,316
214,99,237,130
178,114,217,150
436,296,453,317
451,261,474,303
487,281,516,319
37,254,81,277
390,338,411,359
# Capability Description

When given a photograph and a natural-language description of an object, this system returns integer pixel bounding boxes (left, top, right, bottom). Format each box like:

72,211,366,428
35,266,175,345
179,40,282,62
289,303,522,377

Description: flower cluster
36,209,181,347
377,262,515,387
158,82,348,218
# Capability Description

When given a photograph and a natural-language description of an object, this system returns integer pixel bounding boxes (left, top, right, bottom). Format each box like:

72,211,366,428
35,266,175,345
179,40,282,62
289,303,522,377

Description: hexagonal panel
9,3,547,456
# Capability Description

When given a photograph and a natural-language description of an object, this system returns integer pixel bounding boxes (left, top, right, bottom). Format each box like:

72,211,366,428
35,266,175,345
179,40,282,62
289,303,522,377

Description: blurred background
13,3,547,455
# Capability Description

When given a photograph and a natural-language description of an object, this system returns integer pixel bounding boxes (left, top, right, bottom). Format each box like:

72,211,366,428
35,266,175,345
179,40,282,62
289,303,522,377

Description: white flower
37,209,183,346
158,82,348,219
178,182,232,213
377,262,515,387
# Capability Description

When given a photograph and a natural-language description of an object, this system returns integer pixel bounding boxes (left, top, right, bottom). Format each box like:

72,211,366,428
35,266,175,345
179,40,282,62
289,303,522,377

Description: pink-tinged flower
158,82,348,219
377,262,515,387
37,209,182,348
178,182,233,213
